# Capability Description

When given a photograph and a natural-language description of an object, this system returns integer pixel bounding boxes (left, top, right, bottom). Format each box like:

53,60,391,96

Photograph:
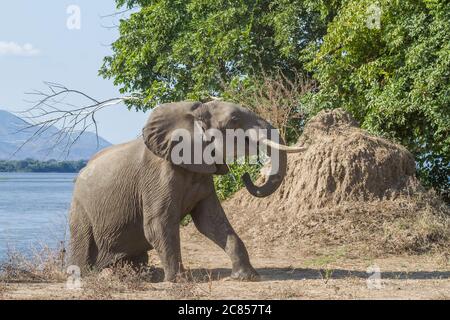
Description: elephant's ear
142,102,218,174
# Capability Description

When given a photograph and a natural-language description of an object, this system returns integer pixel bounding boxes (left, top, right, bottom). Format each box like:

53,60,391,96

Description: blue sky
0,1,149,144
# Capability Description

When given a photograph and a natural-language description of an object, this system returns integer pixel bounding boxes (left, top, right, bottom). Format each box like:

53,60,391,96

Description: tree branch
13,82,142,159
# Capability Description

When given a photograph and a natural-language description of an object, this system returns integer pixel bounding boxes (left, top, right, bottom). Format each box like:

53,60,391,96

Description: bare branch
12,82,142,160
221,69,315,142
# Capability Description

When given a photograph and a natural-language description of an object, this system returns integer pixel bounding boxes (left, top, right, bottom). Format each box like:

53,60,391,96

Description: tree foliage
102,0,449,199
306,0,449,199
100,0,338,108
214,162,261,201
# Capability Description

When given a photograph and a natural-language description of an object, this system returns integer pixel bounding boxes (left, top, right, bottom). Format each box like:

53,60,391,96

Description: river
0,172,75,261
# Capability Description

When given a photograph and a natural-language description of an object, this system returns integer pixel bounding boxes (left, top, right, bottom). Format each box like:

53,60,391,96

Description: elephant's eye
228,116,239,126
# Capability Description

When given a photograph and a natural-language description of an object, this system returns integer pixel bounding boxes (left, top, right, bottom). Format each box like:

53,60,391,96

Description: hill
0,109,111,161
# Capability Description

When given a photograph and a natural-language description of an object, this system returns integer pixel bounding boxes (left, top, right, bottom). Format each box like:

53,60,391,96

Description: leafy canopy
305,0,449,198
101,0,449,199
100,0,337,109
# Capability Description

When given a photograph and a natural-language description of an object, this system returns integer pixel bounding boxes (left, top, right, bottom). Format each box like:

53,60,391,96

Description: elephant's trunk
241,122,288,198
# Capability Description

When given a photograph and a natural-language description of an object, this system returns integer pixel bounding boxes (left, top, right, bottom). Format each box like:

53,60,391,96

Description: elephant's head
142,101,306,197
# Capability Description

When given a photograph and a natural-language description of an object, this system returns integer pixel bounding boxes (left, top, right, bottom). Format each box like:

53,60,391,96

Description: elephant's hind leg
143,212,183,282
69,203,97,272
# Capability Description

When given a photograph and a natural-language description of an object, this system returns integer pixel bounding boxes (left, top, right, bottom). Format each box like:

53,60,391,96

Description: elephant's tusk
260,138,307,153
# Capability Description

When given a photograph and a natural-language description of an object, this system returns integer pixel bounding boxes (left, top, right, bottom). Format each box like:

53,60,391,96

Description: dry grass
0,245,161,300
380,192,450,254
0,280,7,298
300,192,450,256
0,238,220,300
81,263,156,300
222,70,314,141
0,245,66,283
434,252,450,269
227,191,450,257
166,268,215,299
167,280,202,299
79,266,216,300
2,236,450,300
269,283,305,299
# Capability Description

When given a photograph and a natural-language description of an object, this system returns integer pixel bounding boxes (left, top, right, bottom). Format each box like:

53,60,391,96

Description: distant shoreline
0,159,87,173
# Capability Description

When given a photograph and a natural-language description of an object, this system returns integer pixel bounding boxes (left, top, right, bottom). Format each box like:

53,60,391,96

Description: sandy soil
1,225,449,300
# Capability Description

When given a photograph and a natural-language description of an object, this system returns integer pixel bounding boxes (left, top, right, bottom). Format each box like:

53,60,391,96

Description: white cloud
0,41,40,56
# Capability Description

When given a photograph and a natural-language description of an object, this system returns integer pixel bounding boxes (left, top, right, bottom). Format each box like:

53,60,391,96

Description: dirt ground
1,225,449,300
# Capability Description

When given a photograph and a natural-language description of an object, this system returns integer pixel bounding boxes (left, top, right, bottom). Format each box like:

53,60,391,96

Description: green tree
100,0,338,109
100,0,337,204
101,0,449,199
305,0,449,200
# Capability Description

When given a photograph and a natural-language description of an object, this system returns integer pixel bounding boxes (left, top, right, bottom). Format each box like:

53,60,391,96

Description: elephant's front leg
143,211,183,282
192,194,259,281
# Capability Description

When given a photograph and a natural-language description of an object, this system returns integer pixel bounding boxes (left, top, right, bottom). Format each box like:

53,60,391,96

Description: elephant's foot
230,266,260,281
163,263,189,282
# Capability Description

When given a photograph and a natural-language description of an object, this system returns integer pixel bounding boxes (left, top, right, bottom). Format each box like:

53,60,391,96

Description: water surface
0,172,75,261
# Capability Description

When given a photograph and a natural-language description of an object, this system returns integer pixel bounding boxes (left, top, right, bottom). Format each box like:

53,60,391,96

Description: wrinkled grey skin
69,101,287,282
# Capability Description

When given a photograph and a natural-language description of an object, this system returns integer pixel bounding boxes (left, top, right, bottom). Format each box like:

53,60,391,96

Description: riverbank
0,160,86,173
1,225,449,300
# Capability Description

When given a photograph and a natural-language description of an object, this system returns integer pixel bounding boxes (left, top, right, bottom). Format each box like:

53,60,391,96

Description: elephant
69,100,304,281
